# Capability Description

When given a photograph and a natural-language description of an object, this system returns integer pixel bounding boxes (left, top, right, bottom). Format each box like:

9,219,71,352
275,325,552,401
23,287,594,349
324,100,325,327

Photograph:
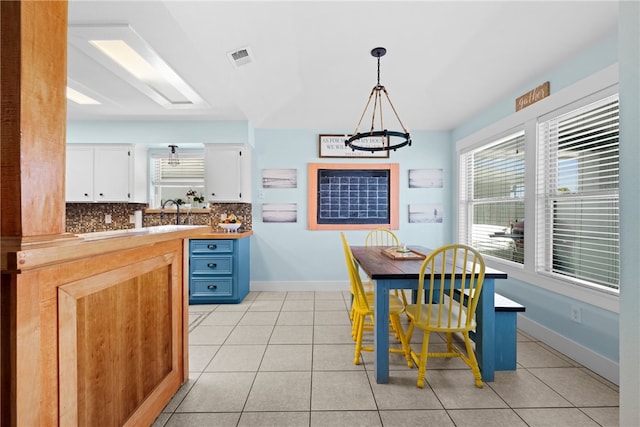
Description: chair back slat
414,244,486,329
365,228,399,247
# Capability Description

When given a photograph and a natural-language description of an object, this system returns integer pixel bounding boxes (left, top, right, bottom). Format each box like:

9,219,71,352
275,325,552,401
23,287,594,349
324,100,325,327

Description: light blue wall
497,278,619,359
453,32,618,142
250,129,452,283
451,30,621,368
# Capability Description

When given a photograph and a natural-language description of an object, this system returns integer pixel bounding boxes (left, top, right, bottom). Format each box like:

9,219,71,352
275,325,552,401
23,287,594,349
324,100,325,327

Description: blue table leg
374,279,390,383
476,278,496,382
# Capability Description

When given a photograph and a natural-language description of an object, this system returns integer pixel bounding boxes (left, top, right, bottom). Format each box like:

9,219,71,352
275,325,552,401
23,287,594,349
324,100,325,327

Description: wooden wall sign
515,81,550,111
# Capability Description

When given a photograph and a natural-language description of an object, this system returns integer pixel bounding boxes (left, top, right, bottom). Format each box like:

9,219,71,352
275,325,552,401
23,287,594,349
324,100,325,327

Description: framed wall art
408,168,444,188
409,204,444,223
262,168,297,188
262,203,297,223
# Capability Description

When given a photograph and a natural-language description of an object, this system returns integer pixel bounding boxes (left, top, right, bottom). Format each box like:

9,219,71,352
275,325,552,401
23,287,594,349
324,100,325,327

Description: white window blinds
152,157,204,185
460,131,525,264
537,94,619,290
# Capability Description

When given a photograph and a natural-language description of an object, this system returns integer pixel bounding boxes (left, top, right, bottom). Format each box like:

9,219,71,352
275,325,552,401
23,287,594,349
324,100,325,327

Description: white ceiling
66,1,619,131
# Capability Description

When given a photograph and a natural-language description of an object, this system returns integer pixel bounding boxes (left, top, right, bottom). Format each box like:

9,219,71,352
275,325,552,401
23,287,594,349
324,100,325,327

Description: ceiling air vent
227,46,254,68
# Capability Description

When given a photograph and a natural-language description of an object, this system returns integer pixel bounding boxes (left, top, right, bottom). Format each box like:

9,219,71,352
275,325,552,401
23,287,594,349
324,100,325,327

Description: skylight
68,24,208,109
66,87,101,104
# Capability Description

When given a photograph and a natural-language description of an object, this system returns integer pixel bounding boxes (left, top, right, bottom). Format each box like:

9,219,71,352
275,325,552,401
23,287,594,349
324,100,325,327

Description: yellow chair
364,228,408,307
405,244,486,388
340,232,371,325
340,233,412,366
364,227,399,247
340,232,382,337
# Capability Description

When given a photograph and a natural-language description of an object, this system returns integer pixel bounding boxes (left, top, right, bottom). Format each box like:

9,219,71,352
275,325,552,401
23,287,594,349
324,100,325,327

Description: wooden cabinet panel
3,229,205,426
59,255,177,426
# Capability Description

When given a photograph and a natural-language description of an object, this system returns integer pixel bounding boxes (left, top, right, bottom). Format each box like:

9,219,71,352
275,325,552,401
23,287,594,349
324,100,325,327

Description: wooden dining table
350,245,508,384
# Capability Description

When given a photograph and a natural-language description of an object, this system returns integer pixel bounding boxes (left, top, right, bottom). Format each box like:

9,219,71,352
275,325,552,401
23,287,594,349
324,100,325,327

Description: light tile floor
153,291,619,427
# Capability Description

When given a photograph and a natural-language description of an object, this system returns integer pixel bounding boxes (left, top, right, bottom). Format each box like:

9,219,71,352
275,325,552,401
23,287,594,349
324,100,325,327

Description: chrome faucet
161,199,181,225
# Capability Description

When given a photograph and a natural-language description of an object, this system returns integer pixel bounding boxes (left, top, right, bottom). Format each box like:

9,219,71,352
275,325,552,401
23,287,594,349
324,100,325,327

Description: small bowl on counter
218,223,242,233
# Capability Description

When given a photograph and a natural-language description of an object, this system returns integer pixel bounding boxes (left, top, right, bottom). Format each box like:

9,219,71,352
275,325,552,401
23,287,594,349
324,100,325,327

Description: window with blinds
150,153,205,208
459,131,525,264
537,94,619,290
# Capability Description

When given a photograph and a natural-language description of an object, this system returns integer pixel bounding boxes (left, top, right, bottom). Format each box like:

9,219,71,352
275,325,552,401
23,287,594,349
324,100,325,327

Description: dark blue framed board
307,163,399,230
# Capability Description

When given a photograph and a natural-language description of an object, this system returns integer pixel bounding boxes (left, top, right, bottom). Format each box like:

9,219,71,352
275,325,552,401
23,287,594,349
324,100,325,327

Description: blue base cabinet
189,237,250,304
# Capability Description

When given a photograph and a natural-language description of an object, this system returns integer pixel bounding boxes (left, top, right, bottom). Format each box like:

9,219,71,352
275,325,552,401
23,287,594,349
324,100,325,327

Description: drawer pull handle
207,285,217,290
207,263,217,268
207,244,217,250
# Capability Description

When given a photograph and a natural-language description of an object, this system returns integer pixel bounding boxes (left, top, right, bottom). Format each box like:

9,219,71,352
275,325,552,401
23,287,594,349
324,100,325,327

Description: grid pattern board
317,170,390,224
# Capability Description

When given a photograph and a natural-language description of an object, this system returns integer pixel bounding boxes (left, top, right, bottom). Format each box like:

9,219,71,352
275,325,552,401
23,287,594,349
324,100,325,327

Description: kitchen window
149,150,205,208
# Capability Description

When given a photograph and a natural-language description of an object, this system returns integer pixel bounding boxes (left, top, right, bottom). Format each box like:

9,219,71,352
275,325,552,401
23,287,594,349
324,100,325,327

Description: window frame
536,93,620,292
456,64,619,313
459,129,526,265
148,148,205,208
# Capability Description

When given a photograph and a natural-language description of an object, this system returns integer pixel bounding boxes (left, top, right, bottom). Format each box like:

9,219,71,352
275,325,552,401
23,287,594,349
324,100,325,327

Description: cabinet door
205,147,242,202
66,146,94,201
94,146,130,202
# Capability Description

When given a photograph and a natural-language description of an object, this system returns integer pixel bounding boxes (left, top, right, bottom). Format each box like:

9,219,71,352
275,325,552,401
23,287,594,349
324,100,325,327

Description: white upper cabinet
66,146,95,201
205,144,252,202
94,146,130,201
66,144,146,203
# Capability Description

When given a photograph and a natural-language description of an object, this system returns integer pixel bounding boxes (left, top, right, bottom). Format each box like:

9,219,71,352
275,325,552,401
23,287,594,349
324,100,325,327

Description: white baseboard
250,281,350,292
518,315,619,385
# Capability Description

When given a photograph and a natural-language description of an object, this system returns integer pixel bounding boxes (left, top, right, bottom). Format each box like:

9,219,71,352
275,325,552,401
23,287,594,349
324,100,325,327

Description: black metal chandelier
345,47,411,153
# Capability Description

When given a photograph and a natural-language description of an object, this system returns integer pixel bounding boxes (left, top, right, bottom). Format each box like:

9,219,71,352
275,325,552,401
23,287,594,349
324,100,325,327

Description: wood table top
350,245,508,280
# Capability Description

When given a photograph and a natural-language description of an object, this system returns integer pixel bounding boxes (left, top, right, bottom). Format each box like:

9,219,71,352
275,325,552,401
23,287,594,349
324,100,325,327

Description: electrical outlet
570,305,582,323
129,215,136,224
105,214,112,224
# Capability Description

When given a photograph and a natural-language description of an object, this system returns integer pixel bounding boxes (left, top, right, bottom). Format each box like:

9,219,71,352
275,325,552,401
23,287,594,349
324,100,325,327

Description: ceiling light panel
66,86,101,104
68,24,208,109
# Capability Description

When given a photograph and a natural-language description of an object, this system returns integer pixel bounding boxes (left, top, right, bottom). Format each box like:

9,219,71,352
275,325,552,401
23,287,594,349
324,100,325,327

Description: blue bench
454,289,526,371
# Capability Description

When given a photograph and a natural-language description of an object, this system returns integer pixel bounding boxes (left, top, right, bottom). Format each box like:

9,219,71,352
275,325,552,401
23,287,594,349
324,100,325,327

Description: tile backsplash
66,202,252,234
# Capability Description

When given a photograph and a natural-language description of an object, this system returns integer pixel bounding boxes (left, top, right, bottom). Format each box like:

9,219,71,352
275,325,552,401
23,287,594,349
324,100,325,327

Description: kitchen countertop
3,225,212,272
76,224,209,241
190,230,253,239
3,226,255,272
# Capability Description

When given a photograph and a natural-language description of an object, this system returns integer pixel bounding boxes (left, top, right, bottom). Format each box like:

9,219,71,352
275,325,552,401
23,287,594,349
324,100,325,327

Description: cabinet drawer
191,278,233,297
191,240,233,254
191,256,232,275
